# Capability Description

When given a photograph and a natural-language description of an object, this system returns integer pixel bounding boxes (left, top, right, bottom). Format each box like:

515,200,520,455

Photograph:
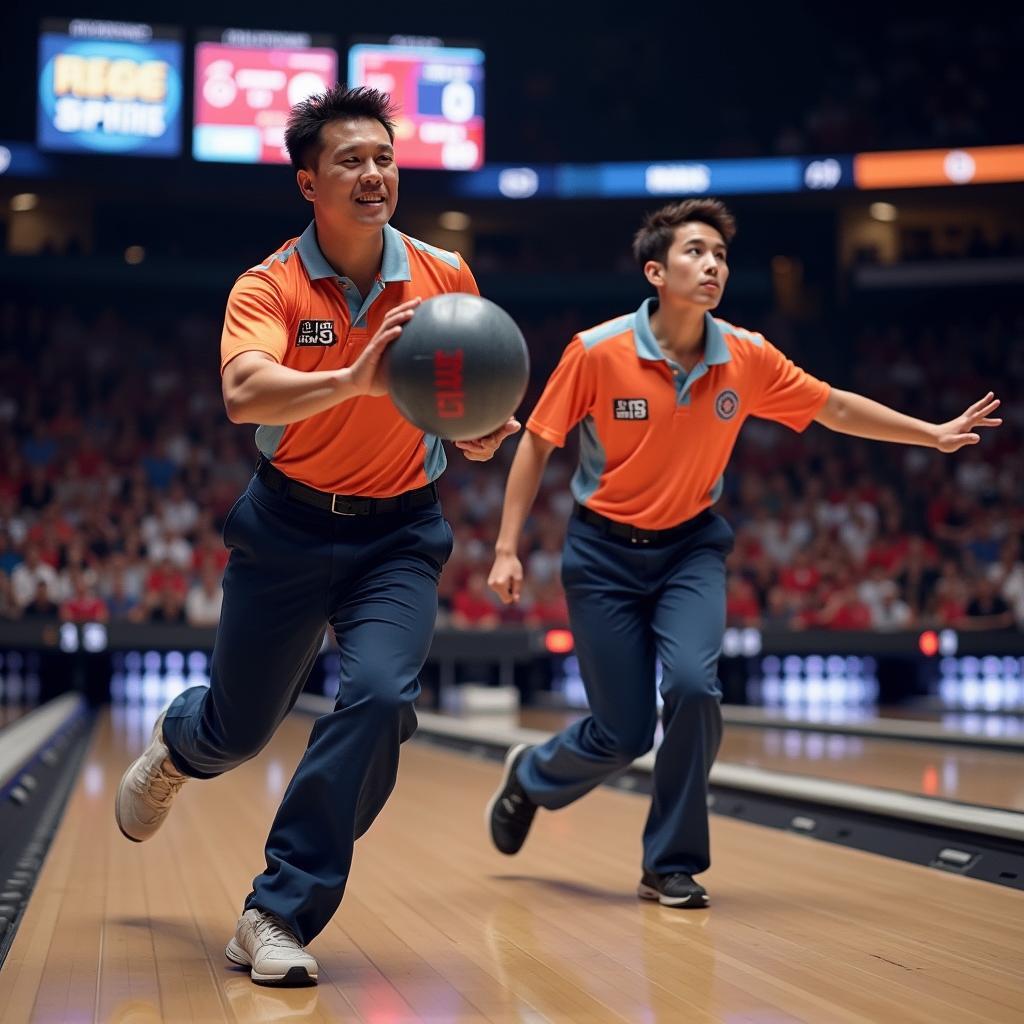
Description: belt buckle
630,527,651,545
330,493,358,516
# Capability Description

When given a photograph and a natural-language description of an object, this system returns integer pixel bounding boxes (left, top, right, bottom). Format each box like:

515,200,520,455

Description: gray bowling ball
386,292,530,441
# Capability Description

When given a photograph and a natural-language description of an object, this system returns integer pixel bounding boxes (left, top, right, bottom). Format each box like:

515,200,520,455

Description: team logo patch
296,320,336,346
613,398,649,420
715,389,739,420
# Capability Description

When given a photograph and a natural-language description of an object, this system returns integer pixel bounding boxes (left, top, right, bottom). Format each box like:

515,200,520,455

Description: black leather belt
256,458,438,516
574,504,712,546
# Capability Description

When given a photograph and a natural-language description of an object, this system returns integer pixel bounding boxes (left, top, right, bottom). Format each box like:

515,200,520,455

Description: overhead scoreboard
37,18,184,157
348,37,484,171
193,28,338,164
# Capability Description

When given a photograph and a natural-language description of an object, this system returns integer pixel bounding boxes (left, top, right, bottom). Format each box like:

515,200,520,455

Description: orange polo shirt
221,221,479,496
527,298,830,530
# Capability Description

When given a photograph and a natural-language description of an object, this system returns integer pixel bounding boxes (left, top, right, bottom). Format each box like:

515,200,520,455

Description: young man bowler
485,198,1001,907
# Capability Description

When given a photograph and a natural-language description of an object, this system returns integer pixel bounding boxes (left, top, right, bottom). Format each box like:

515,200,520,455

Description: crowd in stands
0,299,1021,633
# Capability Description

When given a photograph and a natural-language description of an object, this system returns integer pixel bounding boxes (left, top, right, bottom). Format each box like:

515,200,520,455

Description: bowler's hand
934,392,1002,453
455,418,521,462
488,553,524,604
345,298,421,398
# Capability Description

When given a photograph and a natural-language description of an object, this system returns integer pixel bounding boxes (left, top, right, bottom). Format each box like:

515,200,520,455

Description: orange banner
855,145,1024,189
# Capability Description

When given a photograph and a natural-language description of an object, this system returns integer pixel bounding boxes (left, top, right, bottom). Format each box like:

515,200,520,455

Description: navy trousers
161,472,452,944
518,510,733,876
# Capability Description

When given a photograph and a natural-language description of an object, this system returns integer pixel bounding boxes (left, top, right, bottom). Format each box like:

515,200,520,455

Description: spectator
778,546,822,596
0,573,20,621
857,565,900,622
185,564,224,627
162,479,200,536
452,573,501,629
22,580,60,621
11,544,60,608
0,532,23,576
759,502,813,566
988,538,1024,628
872,589,914,631
932,561,969,627
525,522,564,587
817,583,873,630
726,576,762,628
191,529,229,575
761,586,795,630
20,422,58,470
60,568,110,623
19,464,55,512
524,579,570,628
0,454,26,504
0,493,28,548
963,577,1015,631
147,527,193,570
141,436,179,491
103,565,142,622
143,557,188,607
149,588,187,624
57,538,99,601
964,511,1004,568
898,535,941,617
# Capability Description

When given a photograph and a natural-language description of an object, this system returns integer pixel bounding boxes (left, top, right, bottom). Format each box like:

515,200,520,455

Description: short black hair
632,199,737,267
284,84,398,172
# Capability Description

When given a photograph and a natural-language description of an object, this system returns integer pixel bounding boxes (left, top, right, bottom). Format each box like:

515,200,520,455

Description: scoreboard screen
348,38,484,171
37,18,184,157
193,28,338,164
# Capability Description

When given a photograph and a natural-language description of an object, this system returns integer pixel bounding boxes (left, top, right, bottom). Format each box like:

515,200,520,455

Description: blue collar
296,222,412,283
632,297,732,366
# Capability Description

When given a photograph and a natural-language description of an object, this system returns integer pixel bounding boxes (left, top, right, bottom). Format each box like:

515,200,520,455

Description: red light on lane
545,629,574,654
919,630,939,656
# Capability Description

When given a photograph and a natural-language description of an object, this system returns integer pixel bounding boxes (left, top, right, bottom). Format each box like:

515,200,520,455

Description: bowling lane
518,708,1024,812
2,706,1024,1023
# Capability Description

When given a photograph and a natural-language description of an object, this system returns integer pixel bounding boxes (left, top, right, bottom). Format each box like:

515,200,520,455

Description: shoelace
662,873,696,890
501,789,533,820
135,760,186,809
254,913,301,948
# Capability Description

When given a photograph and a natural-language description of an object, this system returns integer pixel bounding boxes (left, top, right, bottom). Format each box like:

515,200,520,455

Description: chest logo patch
296,320,337,346
715,389,739,420
613,398,649,421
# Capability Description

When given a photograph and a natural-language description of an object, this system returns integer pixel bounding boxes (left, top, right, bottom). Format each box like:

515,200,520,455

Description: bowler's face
648,221,729,308
299,118,399,230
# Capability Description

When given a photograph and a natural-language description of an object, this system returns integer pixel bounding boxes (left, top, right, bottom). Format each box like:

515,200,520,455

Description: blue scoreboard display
37,18,184,157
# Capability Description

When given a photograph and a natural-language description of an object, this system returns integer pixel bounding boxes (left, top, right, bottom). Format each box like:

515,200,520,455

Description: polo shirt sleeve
526,336,596,447
751,339,831,432
220,272,290,374
456,254,481,296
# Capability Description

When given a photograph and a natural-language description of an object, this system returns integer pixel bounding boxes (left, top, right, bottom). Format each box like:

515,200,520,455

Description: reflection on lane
720,724,1024,811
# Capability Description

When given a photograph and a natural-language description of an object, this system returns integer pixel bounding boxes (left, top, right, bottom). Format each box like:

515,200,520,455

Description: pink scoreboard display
348,39,484,171
193,28,337,164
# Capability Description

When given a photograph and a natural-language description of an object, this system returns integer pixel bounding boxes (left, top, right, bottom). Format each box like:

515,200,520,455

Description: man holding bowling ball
115,84,518,986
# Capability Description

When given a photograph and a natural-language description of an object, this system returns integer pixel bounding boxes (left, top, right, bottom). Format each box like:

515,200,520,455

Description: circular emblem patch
715,389,739,420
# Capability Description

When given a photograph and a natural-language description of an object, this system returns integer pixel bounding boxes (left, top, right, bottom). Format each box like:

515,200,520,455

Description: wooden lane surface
718,725,1024,811
520,709,1024,811
1,706,1022,1022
